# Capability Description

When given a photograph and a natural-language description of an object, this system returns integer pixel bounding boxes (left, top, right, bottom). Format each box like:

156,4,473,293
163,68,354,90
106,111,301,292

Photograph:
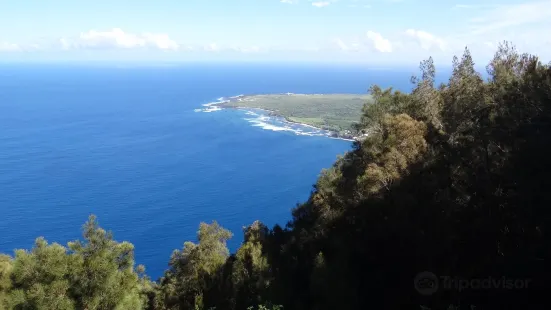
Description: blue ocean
0,63,418,279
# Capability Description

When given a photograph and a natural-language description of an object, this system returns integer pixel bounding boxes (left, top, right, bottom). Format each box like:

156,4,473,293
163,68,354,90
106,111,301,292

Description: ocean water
0,63,416,279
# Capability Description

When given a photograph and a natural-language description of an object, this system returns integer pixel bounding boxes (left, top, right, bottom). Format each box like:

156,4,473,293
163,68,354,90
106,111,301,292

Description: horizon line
0,60,466,70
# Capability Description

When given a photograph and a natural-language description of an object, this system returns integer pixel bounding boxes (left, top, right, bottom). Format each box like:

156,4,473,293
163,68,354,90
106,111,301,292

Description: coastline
211,94,362,141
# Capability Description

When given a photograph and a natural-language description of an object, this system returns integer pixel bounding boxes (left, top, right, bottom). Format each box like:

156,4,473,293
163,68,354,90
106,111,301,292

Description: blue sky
1,0,550,65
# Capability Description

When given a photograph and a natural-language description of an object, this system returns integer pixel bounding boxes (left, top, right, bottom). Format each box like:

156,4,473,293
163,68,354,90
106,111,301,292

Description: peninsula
213,93,372,139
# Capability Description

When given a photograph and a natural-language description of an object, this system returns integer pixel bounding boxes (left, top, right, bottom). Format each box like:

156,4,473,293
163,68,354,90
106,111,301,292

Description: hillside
0,43,548,310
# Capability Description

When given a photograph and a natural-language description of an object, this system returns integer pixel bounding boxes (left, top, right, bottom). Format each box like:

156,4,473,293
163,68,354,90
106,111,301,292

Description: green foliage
264,42,548,309
282,42,547,309
0,216,150,310
0,255,13,310
68,215,146,309
230,221,272,309
9,238,76,309
357,113,428,196
156,221,233,309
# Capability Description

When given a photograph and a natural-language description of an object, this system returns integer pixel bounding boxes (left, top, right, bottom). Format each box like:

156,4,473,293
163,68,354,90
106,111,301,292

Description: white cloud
0,42,21,52
280,0,295,3
453,4,479,9
312,1,331,7
443,1,551,61
335,38,349,51
0,42,44,52
366,31,392,53
333,32,392,53
452,4,499,10
61,28,179,50
231,45,262,53
468,1,551,35
333,38,362,52
405,29,447,51
204,43,220,52
348,4,371,8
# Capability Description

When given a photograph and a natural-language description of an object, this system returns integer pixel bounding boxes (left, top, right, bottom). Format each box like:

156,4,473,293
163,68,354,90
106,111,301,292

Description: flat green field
219,94,371,133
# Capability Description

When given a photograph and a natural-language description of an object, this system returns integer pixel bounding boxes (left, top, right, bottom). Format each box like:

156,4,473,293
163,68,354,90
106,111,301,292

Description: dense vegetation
218,94,370,135
1,43,548,309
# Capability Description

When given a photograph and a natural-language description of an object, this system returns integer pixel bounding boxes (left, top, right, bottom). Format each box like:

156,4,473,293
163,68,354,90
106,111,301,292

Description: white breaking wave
243,112,333,138
246,118,294,132
196,95,245,113
203,106,222,112
196,97,229,112
244,111,259,116
194,96,354,141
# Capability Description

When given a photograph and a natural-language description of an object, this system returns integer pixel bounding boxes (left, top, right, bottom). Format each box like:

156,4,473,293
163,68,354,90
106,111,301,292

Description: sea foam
195,96,353,140
196,97,230,113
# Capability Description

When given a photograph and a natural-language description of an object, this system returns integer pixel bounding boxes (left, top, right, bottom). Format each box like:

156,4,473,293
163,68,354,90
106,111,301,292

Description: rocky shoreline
213,94,365,141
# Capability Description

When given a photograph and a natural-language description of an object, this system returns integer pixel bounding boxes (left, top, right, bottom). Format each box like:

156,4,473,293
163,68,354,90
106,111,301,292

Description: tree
8,238,76,309
68,215,146,309
0,255,13,309
1,216,149,310
157,221,233,310
231,221,272,309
